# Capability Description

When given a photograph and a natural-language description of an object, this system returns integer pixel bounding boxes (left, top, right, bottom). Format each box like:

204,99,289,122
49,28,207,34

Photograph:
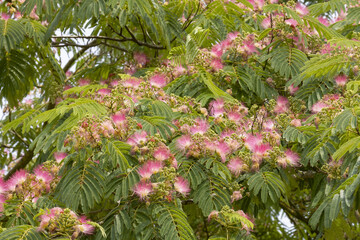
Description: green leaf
333,136,360,160
153,203,196,240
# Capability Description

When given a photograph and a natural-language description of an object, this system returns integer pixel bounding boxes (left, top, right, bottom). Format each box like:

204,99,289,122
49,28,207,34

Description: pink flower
34,166,53,183
97,88,111,95
227,32,239,41
176,135,192,151
54,152,67,163
285,19,298,27
288,84,299,95
318,16,329,26
174,176,191,195
149,74,167,88
290,119,302,127
190,119,209,135
311,101,328,113
274,96,289,113
335,74,348,86
209,98,225,117
242,40,257,54
133,52,148,66
211,44,224,58
78,78,90,86
244,134,262,152
1,13,10,20
227,158,244,176
231,191,242,202
138,161,163,179
0,178,7,195
215,141,231,162
133,181,153,199
278,150,300,167
261,17,271,29
123,78,142,89
208,210,219,221
7,169,27,191
210,58,224,71
173,65,187,78
253,143,271,161
112,113,127,128
127,131,147,146
228,111,241,122
14,11,22,19
263,120,274,131
295,3,309,16
153,146,171,161
101,120,115,137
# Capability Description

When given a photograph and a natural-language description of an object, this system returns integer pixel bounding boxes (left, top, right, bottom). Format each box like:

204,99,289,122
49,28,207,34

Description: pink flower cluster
174,98,299,172
37,207,95,239
0,163,60,213
128,131,191,200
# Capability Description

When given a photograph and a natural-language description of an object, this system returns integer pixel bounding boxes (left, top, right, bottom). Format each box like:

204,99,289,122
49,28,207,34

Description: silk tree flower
190,119,209,135
228,111,241,122
112,113,127,128
0,178,7,195
76,216,95,235
101,120,115,137
173,65,187,78
153,146,171,161
7,169,27,191
215,141,231,162
208,210,219,222
274,96,289,113
252,143,272,162
176,135,192,151
174,176,190,195
209,98,225,117
127,131,147,146
227,32,239,42
244,134,263,152
149,74,167,88
231,191,242,202
211,44,224,58
123,78,142,89
53,152,68,163
138,161,163,179
278,150,300,168
227,158,244,176
34,167,53,184
311,101,328,113
261,17,271,29
285,19,298,27
210,58,224,71
290,119,302,127
318,16,330,26
78,78,90,86
288,84,299,95
0,13,10,20
263,119,274,131
335,74,348,86
133,181,153,199
97,88,111,96
295,3,309,16
133,52,148,66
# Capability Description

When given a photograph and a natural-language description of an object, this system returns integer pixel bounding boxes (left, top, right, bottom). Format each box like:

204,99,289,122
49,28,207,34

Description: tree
0,0,360,239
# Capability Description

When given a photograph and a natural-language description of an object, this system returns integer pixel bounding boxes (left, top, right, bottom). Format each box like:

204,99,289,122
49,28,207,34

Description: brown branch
4,149,34,180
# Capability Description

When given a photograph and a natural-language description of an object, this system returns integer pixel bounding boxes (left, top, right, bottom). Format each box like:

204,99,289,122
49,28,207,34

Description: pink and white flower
174,176,190,195
133,181,153,199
